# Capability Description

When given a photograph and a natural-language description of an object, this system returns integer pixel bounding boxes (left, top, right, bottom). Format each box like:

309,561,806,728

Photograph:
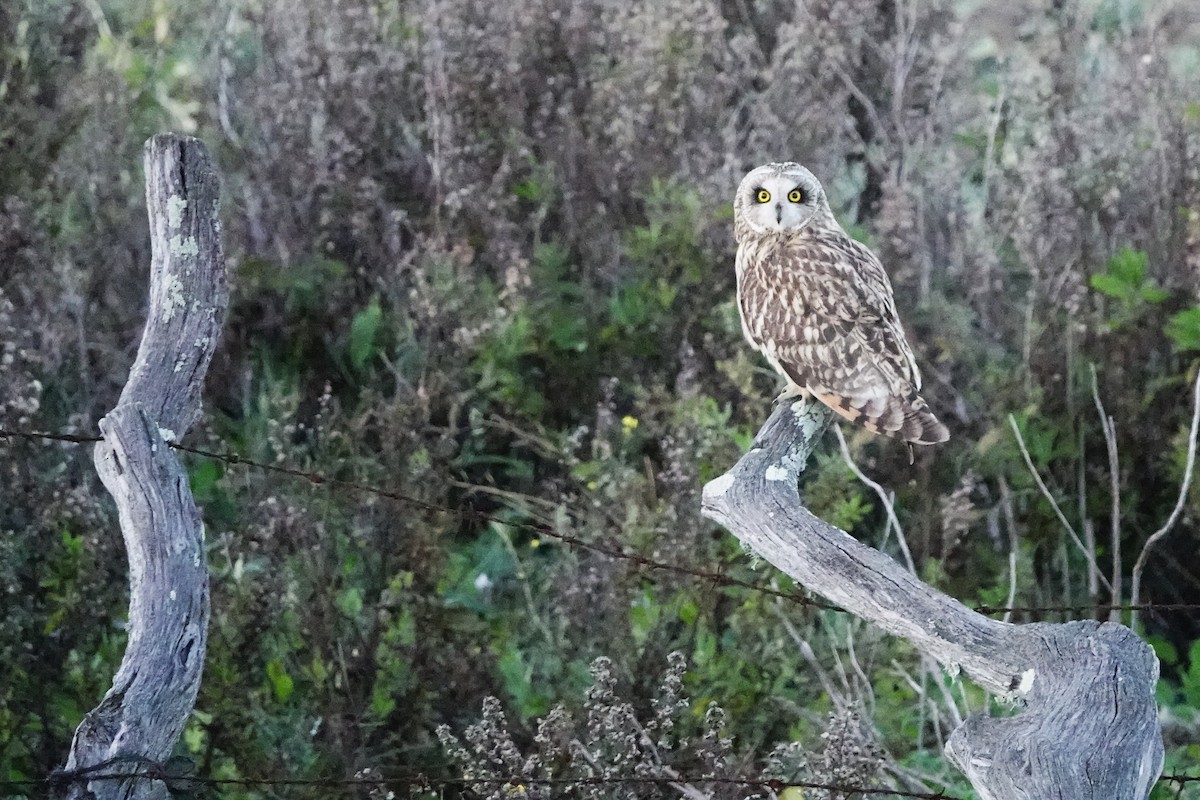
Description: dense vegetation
2,0,1199,797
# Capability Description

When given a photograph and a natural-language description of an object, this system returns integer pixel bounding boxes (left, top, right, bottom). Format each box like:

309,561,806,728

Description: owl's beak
775,203,782,224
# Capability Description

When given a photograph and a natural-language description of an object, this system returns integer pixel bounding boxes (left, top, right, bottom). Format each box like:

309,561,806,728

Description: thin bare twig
845,626,876,718
1131,366,1200,631
450,479,561,511
834,426,917,575
666,776,714,800
1077,420,1100,602
1006,414,1113,594
770,600,846,708
492,523,556,648
828,61,894,153
1089,365,1122,622
997,477,1019,624
980,81,1007,220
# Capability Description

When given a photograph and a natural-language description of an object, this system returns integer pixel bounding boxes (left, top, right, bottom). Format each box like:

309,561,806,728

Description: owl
733,162,948,445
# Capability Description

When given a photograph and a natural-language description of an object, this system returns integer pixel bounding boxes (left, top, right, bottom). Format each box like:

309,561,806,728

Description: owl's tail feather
812,388,949,445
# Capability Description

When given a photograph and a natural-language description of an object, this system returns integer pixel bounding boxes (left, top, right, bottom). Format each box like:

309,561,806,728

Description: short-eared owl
734,162,948,445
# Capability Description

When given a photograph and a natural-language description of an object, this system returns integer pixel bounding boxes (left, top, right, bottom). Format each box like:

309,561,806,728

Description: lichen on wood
701,399,1163,800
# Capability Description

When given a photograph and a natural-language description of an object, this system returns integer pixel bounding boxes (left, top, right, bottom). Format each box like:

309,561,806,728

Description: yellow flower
621,415,639,432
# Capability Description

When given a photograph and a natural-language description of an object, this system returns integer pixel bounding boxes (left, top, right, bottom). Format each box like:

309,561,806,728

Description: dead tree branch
1130,367,1200,632
63,134,226,799
1008,413,1111,594
1090,365,1123,620
701,399,1163,800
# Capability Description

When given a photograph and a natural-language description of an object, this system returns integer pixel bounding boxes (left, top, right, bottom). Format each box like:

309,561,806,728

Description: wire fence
3,426,1200,797
2,752,1197,799
3,426,1198,620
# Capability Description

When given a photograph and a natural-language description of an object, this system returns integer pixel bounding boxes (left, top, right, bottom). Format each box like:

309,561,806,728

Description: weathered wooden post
62,134,226,799
702,400,1164,799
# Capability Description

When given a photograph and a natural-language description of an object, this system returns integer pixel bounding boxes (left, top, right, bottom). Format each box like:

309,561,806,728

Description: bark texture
63,134,226,799
701,399,1163,799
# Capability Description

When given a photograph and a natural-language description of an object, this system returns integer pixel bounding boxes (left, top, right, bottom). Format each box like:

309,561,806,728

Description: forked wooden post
63,134,226,799
701,400,1163,799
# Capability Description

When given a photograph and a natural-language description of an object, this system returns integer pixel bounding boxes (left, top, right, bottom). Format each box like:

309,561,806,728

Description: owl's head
734,162,831,240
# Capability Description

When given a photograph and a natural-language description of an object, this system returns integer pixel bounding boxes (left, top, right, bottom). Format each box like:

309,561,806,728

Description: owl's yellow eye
788,189,804,203
756,189,771,203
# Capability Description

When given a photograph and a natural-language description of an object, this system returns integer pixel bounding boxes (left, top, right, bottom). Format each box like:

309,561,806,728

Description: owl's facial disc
735,163,825,237
748,174,816,232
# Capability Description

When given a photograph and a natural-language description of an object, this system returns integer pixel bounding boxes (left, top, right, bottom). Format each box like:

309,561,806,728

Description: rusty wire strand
3,427,1200,620
2,752,1192,796
3,429,1199,794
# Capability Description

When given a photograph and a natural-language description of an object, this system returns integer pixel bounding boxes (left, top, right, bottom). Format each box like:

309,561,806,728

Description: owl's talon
773,385,807,404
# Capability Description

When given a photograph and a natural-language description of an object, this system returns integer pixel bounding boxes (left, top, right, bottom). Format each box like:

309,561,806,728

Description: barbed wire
0,428,103,445
5,428,1200,796
11,766,968,799
164,440,841,612
3,751,1196,798
3,426,1200,620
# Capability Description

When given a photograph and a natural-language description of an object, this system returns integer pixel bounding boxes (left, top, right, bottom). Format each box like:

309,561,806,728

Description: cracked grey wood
63,134,226,800
701,399,1163,800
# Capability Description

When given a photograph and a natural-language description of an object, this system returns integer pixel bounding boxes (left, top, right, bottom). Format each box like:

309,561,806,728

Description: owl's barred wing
737,232,949,445
805,379,948,445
